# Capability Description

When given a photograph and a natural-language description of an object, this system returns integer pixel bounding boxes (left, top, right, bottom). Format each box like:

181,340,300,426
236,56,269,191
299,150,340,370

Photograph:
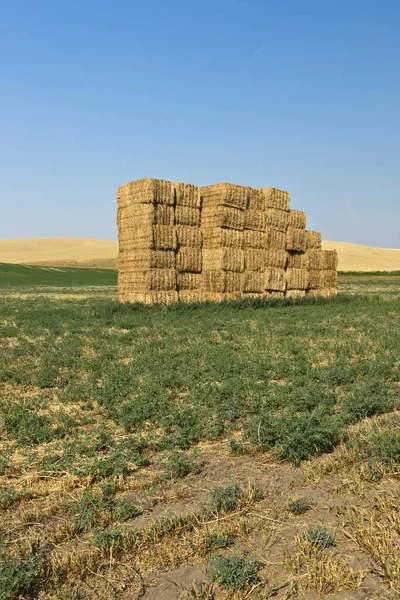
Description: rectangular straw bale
201,183,249,210
118,268,176,291
286,289,306,299
243,230,267,249
288,210,307,229
323,250,338,270
120,291,179,305
120,225,177,251
265,249,288,269
201,271,225,293
305,230,322,250
248,188,267,211
202,205,245,230
153,225,177,250
200,291,225,302
242,292,263,299
178,290,204,303
264,291,285,299
287,251,309,269
264,267,286,292
117,178,175,207
260,187,291,212
307,288,338,299
224,272,244,292
265,228,287,250
320,269,338,288
118,249,175,270
307,249,325,270
174,182,201,208
176,226,202,248
176,248,202,273
202,227,243,249
265,208,289,232
202,248,245,272
244,209,266,231
308,269,323,289
177,272,202,290
285,268,310,290
118,203,175,228
286,228,307,253
243,271,264,293
244,249,266,272
175,206,201,227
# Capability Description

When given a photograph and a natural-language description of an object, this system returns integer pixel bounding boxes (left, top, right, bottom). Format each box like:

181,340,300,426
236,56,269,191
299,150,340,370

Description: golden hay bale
265,291,285,299
243,271,264,293
306,249,325,270
265,209,289,232
117,249,175,270
176,248,202,273
177,272,202,290
285,268,309,290
201,205,245,231
176,226,202,248
287,251,309,269
118,225,177,251
201,183,249,210
174,182,201,208
305,230,322,250
178,290,203,303
285,289,306,299
201,271,243,293
265,228,287,250
148,268,177,291
248,188,266,211
242,292,263,299
200,291,225,302
307,288,338,298
286,228,307,253
225,272,244,292
153,226,177,250
118,203,175,228
203,248,245,272
202,227,243,249
117,268,177,292
244,209,266,231
175,206,201,227
243,230,267,249
288,210,307,229
117,178,175,207
260,187,290,212
265,249,288,269
264,267,286,292
320,269,338,288
244,249,266,272
308,269,323,289
323,250,338,270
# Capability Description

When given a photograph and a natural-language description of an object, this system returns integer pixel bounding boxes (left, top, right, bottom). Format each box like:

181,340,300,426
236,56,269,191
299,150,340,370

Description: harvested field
0,266,399,599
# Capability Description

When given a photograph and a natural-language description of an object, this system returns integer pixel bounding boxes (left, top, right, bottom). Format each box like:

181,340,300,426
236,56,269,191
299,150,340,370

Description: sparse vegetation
207,551,260,590
289,497,312,515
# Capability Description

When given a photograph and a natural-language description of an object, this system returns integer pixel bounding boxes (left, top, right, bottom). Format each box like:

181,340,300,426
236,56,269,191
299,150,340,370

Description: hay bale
244,249,266,272
177,272,201,290
201,183,249,210
119,225,177,251
286,228,307,253
244,209,266,231
265,291,285,299
174,183,201,208
248,188,266,211
175,206,201,227
287,251,309,269
264,267,286,292
176,248,202,273
323,250,338,270
285,268,309,290
117,178,175,207
148,269,177,291
260,187,290,212
118,203,175,228
178,290,203,303
286,289,306,299
242,292,263,299
225,272,244,292
203,248,244,272
118,249,175,270
176,226,202,248
266,228,287,250
308,269,323,289
320,269,338,288
265,249,288,269
202,227,243,249
307,249,325,270
307,288,337,299
265,209,289,232
118,268,176,292
305,230,322,250
243,230,267,249
202,205,245,230
243,271,264,293
288,210,307,229
201,271,243,293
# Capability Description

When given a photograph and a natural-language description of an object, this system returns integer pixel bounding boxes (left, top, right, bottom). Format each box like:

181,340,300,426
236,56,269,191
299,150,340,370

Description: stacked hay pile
117,178,338,304
201,184,248,301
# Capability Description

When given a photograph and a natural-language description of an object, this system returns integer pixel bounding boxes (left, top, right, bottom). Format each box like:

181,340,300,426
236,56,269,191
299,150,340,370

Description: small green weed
164,450,200,479
93,527,123,549
209,484,242,513
289,497,312,515
207,551,260,590
0,548,44,600
0,488,23,510
303,526,336,549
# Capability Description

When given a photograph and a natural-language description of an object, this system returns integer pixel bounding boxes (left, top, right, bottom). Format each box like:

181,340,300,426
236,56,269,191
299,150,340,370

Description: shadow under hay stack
117,178,338,304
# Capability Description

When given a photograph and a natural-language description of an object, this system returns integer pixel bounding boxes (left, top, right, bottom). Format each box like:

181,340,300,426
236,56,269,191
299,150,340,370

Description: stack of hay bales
117,177,338,304
174,182,203,303
201,184,248,301
261,187,290,298
117,179,178,304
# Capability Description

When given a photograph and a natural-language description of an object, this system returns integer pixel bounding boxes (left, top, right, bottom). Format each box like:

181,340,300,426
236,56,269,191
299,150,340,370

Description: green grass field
0,266,399,599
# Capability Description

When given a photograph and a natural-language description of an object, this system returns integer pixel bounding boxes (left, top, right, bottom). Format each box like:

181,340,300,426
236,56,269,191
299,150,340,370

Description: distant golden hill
0,238,399,271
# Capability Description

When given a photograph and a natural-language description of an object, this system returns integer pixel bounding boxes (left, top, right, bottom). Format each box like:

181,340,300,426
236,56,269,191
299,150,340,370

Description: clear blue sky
1,0,399,247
